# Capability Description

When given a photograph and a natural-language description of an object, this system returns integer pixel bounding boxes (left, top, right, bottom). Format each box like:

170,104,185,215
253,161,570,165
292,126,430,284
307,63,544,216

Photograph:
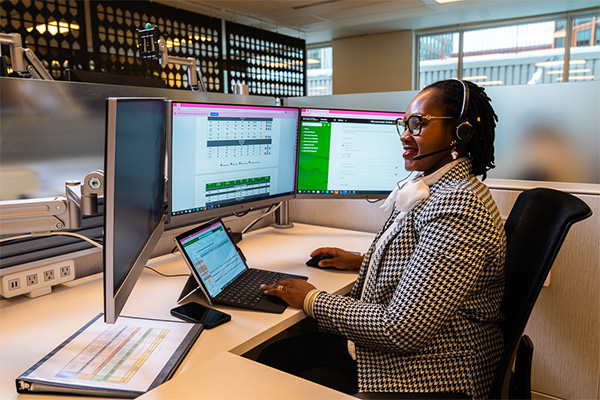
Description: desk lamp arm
0,171,103,236
136,26,205,92
0,32,53,80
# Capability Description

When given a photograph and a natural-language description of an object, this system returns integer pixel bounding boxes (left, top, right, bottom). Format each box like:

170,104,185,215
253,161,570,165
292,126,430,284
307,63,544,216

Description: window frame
415,8,599,89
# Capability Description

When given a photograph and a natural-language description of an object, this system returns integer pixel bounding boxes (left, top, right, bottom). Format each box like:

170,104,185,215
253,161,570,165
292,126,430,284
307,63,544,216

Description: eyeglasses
395,114,454,136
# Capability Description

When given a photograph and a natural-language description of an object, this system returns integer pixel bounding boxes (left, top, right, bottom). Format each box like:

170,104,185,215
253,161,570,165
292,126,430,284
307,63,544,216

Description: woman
260,79,505,399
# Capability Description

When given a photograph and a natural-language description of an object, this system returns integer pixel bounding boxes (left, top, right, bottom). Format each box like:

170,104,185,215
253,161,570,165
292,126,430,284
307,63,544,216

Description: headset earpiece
455,121,473,141
454,79,473,142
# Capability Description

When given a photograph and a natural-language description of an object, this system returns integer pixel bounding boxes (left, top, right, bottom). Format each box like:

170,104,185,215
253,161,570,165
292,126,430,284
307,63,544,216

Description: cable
0,231,103,248
49,232,103,249
145,266,189,278
0,234,33,243
232,208,252,217
241,202,282,234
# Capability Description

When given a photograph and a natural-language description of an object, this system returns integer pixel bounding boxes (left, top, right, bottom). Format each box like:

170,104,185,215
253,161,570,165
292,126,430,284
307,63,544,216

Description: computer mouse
306,253,335,268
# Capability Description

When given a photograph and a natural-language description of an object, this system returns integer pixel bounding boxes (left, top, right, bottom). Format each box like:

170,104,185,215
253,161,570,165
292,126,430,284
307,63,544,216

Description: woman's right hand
310,247,364,271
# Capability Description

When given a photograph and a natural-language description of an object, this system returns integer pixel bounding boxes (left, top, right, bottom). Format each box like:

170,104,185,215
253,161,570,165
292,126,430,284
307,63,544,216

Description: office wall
332,30,413,94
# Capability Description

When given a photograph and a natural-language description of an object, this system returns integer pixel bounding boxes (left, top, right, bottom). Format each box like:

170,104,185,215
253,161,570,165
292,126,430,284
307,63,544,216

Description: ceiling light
434,0,463,3
556,75,595,81
463,75,488,81
476,80,504,86
566,75,595,81
547,69,591,75
535,59,586,67
307,58,320,64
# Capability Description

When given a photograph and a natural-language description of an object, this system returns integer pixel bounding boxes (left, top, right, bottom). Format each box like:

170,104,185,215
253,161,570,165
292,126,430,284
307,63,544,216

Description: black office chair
488,187,592,399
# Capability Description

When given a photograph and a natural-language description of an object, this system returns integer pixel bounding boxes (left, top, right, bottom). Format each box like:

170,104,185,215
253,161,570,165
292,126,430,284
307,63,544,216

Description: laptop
174,218,307,313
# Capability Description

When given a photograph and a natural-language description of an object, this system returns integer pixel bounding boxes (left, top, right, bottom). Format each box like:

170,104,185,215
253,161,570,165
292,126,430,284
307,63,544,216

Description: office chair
356,188,592,400
488,187,592,399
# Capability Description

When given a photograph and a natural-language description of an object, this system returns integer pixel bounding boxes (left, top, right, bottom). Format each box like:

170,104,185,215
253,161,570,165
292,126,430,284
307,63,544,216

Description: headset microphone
413,143,456,160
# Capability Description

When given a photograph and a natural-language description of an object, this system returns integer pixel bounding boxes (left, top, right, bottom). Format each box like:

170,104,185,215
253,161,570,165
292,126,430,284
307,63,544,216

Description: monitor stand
273,200,293,229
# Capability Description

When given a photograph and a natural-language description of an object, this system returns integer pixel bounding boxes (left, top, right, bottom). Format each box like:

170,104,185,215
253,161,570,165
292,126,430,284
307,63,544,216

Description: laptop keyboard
217,269,284,307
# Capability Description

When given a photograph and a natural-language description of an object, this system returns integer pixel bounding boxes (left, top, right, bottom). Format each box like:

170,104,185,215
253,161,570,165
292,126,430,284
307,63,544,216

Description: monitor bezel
103,97,168,324
295,106,405,200
165,100,299,230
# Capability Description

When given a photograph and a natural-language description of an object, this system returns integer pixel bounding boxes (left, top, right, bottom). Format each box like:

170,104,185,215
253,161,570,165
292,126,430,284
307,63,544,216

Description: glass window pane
568,15,599,83
462,20,565,86
417,33,459,89
307,46,332,96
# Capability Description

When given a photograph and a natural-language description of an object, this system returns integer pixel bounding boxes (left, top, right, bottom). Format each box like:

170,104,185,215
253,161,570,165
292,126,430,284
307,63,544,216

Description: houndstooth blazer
312,159,506,399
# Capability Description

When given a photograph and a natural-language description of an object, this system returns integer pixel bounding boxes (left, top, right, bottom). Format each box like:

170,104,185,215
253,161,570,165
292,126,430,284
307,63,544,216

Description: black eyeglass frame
395,114,454,136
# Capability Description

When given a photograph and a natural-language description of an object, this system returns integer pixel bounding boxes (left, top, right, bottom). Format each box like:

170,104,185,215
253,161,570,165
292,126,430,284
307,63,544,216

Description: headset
413,79,474,161
454,78,473,142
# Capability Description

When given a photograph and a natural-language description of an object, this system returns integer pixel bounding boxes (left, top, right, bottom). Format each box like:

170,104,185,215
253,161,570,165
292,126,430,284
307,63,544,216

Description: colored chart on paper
56,324,169,384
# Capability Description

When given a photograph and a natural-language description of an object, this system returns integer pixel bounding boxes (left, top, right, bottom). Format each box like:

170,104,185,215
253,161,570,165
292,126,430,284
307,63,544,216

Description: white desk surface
0,223,375,400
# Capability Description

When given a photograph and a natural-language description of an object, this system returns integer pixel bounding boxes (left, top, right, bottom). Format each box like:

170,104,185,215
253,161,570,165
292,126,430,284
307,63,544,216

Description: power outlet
0,260,75,298
60,265,72,278
26,273,39,286
44,269,55,282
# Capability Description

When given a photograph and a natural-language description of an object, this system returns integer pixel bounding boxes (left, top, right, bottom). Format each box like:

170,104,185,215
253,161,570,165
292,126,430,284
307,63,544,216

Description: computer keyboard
217,269,284,307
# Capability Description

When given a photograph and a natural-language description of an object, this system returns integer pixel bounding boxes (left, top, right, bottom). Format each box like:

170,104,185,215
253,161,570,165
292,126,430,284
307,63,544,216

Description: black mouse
306,253,335,268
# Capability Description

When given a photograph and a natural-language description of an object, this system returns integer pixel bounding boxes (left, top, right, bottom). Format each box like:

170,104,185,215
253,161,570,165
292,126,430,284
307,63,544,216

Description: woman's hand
261,278,316,309
310,247,364,271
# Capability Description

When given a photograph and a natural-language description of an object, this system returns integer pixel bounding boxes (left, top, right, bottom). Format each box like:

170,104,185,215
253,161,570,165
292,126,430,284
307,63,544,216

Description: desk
0,223,375,399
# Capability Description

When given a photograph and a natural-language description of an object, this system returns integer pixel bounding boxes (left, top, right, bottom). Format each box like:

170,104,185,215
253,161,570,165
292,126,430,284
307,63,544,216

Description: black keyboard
216,269,284,307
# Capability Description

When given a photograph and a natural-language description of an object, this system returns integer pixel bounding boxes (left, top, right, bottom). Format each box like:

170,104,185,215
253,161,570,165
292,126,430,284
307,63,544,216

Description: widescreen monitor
104,97,168,324
296,107,405,199
167,102,299,229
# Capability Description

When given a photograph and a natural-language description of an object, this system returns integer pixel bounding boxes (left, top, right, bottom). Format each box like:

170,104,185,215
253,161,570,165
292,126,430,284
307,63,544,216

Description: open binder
16,313,203,398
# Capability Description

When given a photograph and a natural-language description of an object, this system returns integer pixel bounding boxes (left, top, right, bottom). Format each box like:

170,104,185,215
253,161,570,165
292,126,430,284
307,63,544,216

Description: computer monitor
167,102,299,229
296,107,405,199
103,97,168,324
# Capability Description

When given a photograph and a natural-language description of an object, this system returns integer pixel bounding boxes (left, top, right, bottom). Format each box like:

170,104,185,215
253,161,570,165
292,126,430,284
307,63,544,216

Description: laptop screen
177,220,247,298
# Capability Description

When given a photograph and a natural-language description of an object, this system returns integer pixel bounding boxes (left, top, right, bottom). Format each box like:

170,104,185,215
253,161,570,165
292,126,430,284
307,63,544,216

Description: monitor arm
0,171,103,236
0,32,53,80
136,26,206,92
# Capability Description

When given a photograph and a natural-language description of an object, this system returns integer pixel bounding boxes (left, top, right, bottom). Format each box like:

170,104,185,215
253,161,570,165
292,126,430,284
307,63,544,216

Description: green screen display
297,122,331,191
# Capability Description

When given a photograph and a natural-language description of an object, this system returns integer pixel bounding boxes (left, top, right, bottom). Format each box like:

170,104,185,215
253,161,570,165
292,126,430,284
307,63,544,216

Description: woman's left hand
261,278,316,309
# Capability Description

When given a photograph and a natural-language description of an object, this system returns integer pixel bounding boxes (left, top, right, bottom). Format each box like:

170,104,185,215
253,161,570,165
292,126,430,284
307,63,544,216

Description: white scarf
381,158,467,216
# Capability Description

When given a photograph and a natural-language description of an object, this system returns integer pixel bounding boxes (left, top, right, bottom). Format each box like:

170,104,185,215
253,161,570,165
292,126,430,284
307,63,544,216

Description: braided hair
424,79,498,180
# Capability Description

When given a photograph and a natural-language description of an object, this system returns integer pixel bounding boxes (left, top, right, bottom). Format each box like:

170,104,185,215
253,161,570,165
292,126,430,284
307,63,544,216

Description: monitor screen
103,97,167,324
167,102,299,228
296,107,405,199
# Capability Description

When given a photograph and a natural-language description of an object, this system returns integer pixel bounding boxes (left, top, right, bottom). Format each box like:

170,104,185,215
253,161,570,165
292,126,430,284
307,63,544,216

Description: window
307,46,332,96
417,12,599,88
576,29,591,46
568,14,599,83
418,33,459,87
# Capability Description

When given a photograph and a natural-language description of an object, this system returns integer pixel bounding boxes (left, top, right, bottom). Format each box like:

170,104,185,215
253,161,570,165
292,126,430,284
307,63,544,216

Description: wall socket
0,260,75,298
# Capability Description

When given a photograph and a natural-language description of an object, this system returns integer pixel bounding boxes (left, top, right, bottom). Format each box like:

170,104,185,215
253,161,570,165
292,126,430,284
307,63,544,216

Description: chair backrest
488,188,592,398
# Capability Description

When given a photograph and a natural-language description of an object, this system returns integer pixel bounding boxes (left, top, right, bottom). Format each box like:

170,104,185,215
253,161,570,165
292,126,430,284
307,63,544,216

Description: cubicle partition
0,77,278,276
